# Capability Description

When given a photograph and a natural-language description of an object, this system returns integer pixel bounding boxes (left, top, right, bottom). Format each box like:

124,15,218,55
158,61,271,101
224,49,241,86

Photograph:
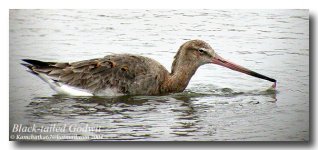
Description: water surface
9,9,309,141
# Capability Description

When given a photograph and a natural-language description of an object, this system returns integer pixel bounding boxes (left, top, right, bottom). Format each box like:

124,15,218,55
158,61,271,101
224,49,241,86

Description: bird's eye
198,48,205,54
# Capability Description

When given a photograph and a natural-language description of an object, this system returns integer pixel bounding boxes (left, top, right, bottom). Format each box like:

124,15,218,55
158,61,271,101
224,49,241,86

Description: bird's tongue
211,54,276,83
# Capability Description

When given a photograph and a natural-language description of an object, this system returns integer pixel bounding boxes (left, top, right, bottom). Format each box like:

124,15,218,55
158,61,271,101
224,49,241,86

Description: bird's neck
162,63,199,93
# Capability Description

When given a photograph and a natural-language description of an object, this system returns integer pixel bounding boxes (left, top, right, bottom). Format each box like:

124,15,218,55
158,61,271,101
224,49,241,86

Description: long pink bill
211,54,276,83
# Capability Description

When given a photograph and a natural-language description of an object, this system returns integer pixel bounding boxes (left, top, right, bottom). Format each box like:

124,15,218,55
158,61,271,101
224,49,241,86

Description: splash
264,82,277,94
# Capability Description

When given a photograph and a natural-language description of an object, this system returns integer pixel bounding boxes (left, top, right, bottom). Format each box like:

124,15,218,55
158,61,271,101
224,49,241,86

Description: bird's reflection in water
25,93,203,140
25,89,277,140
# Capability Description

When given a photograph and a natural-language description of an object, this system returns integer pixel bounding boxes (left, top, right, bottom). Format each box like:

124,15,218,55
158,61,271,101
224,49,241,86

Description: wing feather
24,54,154,94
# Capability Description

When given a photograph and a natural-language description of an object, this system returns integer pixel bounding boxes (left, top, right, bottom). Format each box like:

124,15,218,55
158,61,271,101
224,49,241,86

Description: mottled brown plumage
22,40,276,96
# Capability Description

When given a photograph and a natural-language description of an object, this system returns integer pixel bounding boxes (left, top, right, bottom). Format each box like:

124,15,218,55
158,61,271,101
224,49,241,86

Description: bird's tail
21,59,54,74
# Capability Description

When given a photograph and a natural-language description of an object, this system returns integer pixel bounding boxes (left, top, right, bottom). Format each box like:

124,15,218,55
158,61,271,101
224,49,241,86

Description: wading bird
22,40,276,96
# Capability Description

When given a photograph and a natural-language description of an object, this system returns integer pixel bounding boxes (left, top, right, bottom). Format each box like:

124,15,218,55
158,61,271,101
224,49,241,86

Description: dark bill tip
250,70,276,83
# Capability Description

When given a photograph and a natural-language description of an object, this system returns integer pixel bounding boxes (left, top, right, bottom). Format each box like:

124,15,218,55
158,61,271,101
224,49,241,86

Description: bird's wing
22,54,151,94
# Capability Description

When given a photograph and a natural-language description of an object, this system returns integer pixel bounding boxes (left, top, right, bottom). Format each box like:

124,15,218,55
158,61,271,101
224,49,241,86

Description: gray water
9,9,309,141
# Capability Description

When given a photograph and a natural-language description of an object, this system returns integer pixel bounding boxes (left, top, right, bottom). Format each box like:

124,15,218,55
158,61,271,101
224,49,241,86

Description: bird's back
22,54,170,96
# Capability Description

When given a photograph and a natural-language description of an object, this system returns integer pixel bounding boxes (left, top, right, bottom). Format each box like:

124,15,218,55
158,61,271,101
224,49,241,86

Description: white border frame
2,0,317,149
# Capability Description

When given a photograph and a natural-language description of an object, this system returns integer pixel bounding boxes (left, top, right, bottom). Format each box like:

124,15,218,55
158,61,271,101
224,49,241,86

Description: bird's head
172,39,276,83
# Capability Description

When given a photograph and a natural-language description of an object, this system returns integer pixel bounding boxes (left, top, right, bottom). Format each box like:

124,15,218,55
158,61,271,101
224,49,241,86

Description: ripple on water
10,9,309,141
